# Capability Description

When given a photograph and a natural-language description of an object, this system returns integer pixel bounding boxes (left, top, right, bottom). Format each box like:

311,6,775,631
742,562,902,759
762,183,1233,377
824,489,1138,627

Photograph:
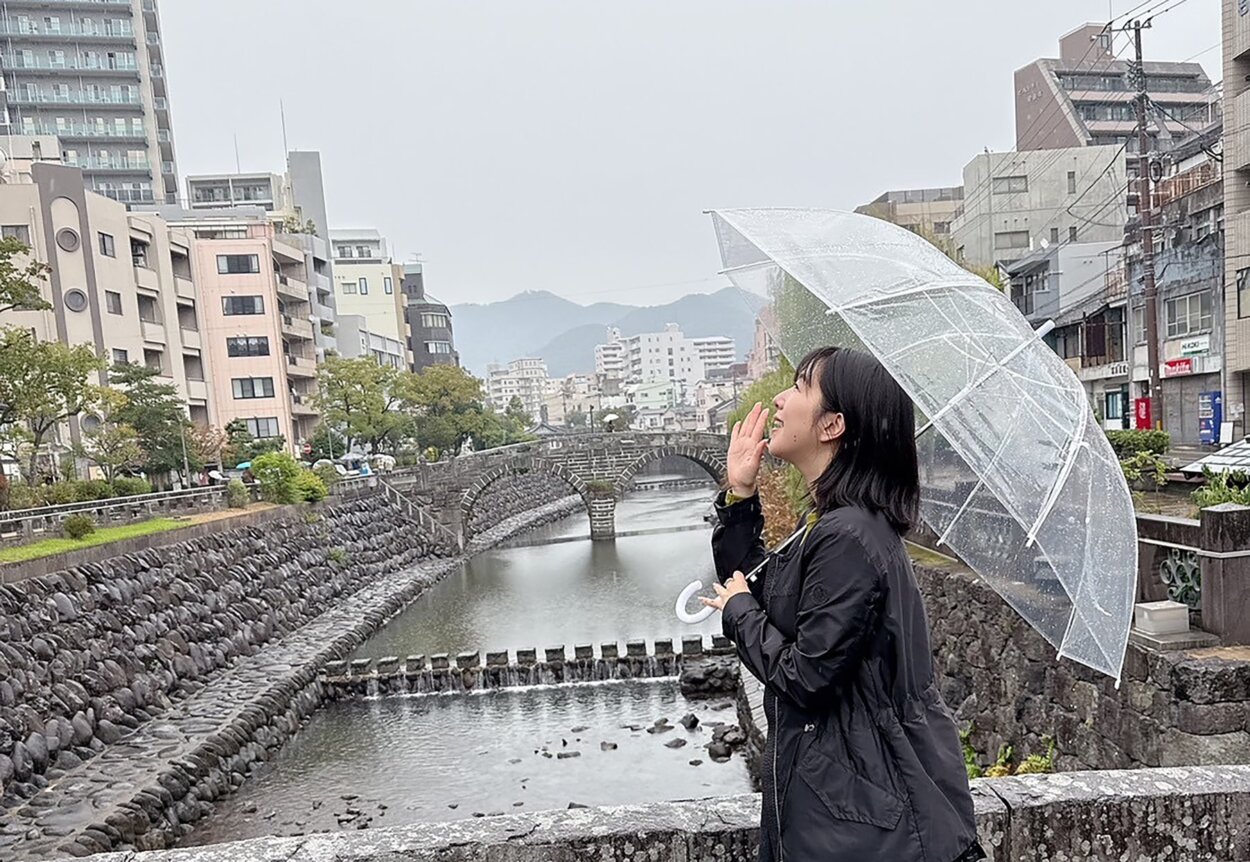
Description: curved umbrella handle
675,579,716,624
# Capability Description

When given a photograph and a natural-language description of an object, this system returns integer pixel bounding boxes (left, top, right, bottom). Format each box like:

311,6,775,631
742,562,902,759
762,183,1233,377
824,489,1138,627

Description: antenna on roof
233,134,241,173
280,99,289,155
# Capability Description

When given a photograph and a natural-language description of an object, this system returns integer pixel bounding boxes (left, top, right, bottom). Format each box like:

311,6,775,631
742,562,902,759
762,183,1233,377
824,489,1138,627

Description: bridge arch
459,461,594,540
617,444,727,492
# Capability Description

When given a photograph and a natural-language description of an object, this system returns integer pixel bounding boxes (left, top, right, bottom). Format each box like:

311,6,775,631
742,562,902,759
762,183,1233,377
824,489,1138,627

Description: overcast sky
161,1,1219,307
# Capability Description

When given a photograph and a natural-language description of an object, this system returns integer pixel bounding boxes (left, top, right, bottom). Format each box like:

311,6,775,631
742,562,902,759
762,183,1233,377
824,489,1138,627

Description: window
226,335,270,357
384,276,393,295
2,225,31,244
356,245,368,258
105,290,123,315
341,281,357,294
222,295,264,315
358,277,368,295
1133,305,1147,343
1105,392,1124,421
991,175,1028,194
111,348,128,365
1240,269,1250,319
994,231,1030,250
216,254,259,274
98,232,115,257
426,341,452,354
245,417,280,439
336,246,353,258
231,377,275,399
1165,292,1213,338
933,221,950,235
1067,171,1077,195
421,312,449,329
1069,226,1079,242
1050,227,1059,245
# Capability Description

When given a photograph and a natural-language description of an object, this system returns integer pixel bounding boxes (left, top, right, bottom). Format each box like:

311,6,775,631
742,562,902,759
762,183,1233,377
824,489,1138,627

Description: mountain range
450,287,767,377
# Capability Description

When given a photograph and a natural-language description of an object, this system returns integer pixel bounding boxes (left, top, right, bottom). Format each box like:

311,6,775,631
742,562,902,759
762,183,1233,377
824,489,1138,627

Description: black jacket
712,490,982,862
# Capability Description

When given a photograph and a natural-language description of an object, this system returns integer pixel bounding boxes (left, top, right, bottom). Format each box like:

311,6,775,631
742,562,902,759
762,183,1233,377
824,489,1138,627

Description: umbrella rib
932,397,1027,547
1025,400,1091,548
824,275,1004,316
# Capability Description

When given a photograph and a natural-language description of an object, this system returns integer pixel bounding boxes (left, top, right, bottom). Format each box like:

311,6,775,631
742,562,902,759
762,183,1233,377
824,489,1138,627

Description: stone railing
62,765,1250,862
322,636,737,699
0,485,226,546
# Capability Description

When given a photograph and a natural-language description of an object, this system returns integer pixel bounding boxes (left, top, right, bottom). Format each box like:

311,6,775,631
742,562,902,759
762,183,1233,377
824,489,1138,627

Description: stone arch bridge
387,432,727,542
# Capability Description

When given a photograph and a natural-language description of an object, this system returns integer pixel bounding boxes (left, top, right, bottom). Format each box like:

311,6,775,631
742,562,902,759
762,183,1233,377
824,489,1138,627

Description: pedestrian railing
0,486,227,546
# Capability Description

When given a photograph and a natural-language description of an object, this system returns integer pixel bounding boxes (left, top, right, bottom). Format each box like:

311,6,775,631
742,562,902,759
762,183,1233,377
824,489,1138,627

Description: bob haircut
794,346,920,535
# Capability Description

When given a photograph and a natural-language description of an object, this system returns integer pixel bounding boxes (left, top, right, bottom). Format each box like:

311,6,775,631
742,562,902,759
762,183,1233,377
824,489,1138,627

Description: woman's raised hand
726,402,769,498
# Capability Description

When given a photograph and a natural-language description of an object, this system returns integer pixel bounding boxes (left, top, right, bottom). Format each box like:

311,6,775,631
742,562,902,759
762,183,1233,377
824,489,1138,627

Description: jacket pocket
794,744,905,830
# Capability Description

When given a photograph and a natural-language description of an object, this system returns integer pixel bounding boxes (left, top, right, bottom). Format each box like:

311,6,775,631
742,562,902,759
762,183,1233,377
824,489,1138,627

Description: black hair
794,346,920,535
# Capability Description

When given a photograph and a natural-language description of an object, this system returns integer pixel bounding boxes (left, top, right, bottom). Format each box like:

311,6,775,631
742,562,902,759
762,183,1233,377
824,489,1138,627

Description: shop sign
1163,358,1193,378
1179,335,1210,357
1135,397,1152,430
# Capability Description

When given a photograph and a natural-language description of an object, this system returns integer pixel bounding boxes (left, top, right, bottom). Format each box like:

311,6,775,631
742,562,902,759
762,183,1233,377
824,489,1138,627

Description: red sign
1135,398,1152,430
1163,358,1194,378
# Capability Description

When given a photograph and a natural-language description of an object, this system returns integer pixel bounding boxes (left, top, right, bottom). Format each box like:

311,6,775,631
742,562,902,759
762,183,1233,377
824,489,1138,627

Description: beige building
329,228,408,361
162,209,319,451
1015,24,1217,153
0,162,212,453
1222,1,1250,436
854,186,964,238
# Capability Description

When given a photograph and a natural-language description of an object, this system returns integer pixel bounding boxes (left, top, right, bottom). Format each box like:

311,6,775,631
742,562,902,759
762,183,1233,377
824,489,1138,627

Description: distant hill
452,287,766,377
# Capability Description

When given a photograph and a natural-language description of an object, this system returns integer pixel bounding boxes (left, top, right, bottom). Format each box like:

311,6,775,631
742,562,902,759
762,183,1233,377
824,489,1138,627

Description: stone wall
72,765,1250,862
466,472,577,533
917,560,1250,772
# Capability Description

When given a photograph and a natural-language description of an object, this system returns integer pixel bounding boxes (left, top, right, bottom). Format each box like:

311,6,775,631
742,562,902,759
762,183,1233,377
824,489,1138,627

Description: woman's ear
818,412,845,445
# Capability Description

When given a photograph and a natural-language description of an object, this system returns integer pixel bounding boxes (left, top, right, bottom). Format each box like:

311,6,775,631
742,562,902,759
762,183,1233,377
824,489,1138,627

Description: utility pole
1129,19,1162,430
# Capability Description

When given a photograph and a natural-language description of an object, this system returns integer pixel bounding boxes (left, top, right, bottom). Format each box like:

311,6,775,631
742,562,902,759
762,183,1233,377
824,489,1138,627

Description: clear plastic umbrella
698,208,1138,680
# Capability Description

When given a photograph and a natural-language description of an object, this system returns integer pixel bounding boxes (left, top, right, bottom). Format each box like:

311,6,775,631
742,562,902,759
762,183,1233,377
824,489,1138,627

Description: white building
594,328,628,378
691,335,735,375
595,324,736,387
329,228,408,360
335,315,406,369
486,357,548,419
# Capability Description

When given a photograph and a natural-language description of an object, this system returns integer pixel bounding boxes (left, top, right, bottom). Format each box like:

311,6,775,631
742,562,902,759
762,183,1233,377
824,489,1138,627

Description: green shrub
327,546,349,566
294,470,328,503
251,451,301,504
5,482,38,511
225,478,250,509
1120,451,1168,490
112,476,152,497
312,463,339,489
1105,429,1170,458
62,513,96,540
42,482,80,505
1193,468,1250,508
75,479,115,501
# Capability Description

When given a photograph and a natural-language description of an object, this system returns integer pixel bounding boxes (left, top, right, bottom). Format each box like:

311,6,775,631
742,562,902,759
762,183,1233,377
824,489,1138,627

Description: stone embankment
0,491,583,859
467,473,577,534
321,636,735,699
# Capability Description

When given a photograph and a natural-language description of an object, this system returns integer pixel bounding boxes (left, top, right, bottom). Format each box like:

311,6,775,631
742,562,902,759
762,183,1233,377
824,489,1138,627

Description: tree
314,356,410,453
185,424,229,470
506,396,532,428
0,237,52,315
398,364,491,457
77,389,143,482
222,418,285,468
109,362,193,482
565,409,587,430
600,404,637,432
0,328,104,482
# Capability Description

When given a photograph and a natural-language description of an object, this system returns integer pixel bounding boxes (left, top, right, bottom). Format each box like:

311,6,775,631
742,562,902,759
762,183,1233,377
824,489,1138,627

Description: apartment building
486,357,548,419
335,314,406,369
594,332,627,378
160,209,318,452
185,152,339,359
950,144,1128,268
0,0,178,205
594,324,733,386
691,335,736,375
401,262,458,372
854,186,964,238
1224,0,1250,439
329,229,407,358
747,306,781,381
0,162,211,454
1016,24,1218,153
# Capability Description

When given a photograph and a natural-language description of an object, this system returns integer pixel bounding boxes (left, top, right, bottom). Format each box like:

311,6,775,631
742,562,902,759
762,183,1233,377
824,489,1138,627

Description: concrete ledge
72,766,1250,861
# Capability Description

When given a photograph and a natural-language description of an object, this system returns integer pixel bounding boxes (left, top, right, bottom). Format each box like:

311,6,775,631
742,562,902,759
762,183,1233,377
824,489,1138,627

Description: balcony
276,273,308,301
68,156,150,171
173,275,195,302
22,123,146,142
132,264,159,294
186,379,208,403
1,57,139,73
0,24,135,41
290,393,318,416
140,319,165,345
99,188,156,204
286,354,317,378
179,327,201,350
7,91,142,107
281,314,314,341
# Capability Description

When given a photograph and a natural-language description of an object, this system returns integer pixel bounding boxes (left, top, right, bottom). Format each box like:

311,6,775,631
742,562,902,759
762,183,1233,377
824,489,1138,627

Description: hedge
1106,429,1170,459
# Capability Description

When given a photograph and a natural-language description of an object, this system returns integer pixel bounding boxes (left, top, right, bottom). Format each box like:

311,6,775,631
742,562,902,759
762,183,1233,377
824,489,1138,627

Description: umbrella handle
675,580,716,624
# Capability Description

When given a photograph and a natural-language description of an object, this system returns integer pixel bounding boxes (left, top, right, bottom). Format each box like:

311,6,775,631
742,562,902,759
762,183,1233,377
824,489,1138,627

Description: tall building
747,307,781,380
486,357,548,419
1015,24,1217,153
594,324,734,386
184,152,339,359
0,163,212,456
401,262,458,372
854,186,964,238
1225,1,1250,440
0,0,179,205
335,314,406,369
160,208,319,452
691,335,736,375
329,228,407,358
594,328,627,378
950,144,1127,268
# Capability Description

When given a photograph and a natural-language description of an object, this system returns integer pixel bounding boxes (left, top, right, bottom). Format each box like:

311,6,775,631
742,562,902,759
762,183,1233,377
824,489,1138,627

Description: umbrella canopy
709,208,1137,680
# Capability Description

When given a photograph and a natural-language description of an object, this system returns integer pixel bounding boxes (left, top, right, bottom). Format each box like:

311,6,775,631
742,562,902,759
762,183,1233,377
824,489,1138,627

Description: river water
184,483,753,846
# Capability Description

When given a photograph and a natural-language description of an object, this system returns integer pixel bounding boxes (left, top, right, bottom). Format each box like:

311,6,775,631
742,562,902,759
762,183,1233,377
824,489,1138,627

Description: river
183,483,752,846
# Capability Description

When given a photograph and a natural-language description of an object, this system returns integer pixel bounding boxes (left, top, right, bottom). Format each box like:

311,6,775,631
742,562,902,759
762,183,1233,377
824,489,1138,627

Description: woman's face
768,370,842,465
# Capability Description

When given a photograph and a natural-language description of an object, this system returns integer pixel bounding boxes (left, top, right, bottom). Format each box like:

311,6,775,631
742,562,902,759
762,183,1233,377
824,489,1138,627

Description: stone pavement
0,497,583,860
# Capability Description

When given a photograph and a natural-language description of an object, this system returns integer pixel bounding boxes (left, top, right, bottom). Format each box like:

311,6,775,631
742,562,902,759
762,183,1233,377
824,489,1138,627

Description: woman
701,347,983,862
